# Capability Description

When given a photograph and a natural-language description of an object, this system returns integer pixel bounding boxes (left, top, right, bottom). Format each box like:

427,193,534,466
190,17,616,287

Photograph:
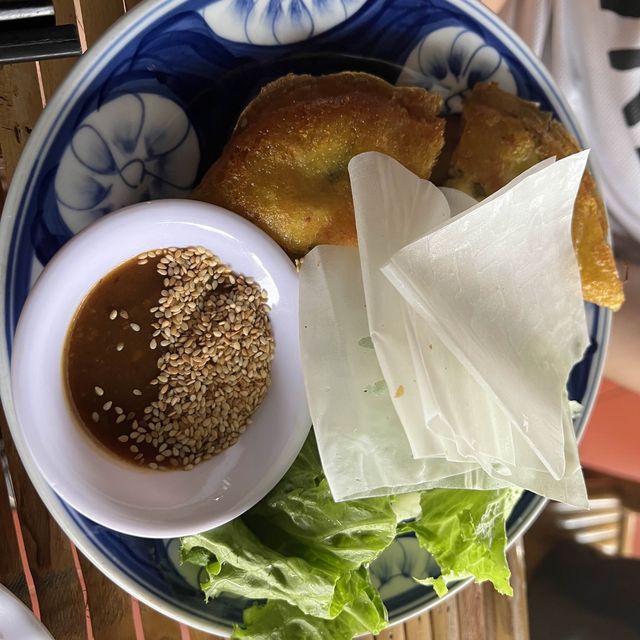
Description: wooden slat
506,541,530,640
76,554,136,640
457,583,488,639
37,0,83,101
404,613,433,640
480,583,497,640
430,597,461,640
73,0,125,48
0,416,86,639
0,459,30,607
376,623,406,640
0,63,43,182
140,602,183,639
0,178,30,610
188,625,227,640
37,58,78,103
481,542,530,640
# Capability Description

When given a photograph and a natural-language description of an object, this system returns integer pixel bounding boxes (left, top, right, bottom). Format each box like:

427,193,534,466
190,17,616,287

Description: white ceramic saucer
0,585,53,640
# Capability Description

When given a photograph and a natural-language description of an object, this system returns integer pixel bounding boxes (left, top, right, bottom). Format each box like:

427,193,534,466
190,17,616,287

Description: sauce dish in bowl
10,199,310,538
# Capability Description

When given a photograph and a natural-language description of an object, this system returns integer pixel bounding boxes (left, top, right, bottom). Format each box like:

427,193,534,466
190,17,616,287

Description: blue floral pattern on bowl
55,93,199,235
201,0,368,45
55,93,200,233
0,0,609,635
370,535,439,601
397,25,516,112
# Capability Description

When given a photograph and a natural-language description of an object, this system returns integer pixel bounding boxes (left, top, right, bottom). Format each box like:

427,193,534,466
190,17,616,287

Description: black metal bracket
0,1,82,64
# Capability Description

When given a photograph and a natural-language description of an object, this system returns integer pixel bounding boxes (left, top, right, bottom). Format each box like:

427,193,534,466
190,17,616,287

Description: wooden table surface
0,1,530,638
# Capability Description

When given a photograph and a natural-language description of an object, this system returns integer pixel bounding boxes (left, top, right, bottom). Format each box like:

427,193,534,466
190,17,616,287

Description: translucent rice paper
299,151,590,507
300,246,482,501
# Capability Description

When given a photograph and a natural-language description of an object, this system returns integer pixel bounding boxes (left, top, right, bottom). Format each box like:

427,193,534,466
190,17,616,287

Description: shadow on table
529,541,640,640
527,473,640,640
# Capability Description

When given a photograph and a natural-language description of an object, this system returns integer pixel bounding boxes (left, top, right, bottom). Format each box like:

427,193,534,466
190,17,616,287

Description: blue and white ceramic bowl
0,0,608,635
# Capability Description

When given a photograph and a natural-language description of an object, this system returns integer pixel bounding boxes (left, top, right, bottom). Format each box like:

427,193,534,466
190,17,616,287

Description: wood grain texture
0,415,86,640
457,583,487,640
0,460,30,607
37,0,83,100
431,597,461,640
37,58,78,102
481,541,530,640
74,0,125,48
506,541,529,640
188,625,229,640
0,169,28,608
140,602,183,640
404,613,433,640
0,63,43,182
376,623,406,639
481,582,497,640
76,554,137,640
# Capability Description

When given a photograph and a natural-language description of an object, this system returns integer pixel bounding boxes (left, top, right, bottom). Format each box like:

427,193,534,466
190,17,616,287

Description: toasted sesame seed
91,412,99,423
112,246,275,470
119,310,129,319
94,386,104,396
116,414,126,424
116,342,124,352
114,406,123,415
118,435,129,443
109,309,118,320
102,401,113,411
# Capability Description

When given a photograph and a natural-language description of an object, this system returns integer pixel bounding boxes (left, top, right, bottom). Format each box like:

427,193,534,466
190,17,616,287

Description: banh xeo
195,72,622,309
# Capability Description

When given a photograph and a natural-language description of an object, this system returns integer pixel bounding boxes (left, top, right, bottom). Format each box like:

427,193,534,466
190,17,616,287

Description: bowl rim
0,0,610,635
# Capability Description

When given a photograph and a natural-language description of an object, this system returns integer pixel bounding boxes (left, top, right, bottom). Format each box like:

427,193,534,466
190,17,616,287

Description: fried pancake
194,72,445,257
446,82,624,310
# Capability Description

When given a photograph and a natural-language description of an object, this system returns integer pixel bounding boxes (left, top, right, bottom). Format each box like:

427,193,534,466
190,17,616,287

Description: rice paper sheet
299,151,591,507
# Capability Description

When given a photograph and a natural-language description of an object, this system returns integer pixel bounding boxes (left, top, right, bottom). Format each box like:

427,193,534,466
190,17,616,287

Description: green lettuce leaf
247,438,397,569
182,518,344,618
400,488,513,597
182,437,517,639
231,568,387,640
181,436,397,622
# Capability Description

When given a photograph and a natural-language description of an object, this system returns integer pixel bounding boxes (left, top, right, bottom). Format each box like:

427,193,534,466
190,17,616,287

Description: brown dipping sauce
64,247,275,471
65,255,166,465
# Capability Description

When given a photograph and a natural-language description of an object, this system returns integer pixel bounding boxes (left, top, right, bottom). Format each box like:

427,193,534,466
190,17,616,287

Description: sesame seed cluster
107,247,275,470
